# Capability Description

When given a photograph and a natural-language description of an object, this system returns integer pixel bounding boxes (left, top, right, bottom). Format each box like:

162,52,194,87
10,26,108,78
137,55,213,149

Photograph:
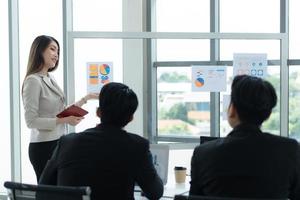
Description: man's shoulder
60,128,97,140
126,131,149,145
263,132,299,146
194,138,224,155
60,132,78,143
60,128,149,145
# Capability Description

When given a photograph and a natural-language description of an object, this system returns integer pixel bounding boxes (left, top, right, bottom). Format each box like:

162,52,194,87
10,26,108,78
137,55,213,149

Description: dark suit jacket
39,124,163,200
190,123,300,200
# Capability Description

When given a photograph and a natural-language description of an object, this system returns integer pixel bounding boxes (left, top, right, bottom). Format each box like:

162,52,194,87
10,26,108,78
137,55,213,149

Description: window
220,40,280,60
288,0,300,139
157,39,210,61
157,67,210,137
220,0,280,33
73,0,122,31
73,38,123,132
289,0,300,59
0,0,11,193
289,67,300,140
156,0,210,32
152,0,286,143
19,0,63,184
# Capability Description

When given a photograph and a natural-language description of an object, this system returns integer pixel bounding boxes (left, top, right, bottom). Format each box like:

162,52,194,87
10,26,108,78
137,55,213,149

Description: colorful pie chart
99,64,110,75
195,77,204,87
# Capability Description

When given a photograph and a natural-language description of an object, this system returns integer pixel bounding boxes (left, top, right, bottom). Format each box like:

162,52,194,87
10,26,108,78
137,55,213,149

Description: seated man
40,82,163,200
190,75,300,199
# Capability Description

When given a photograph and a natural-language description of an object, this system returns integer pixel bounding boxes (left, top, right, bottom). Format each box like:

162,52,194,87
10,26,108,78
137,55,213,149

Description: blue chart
99,64,111,84
100,64,110,75
195,77,204,87
87,62,113,93
192,65,227,92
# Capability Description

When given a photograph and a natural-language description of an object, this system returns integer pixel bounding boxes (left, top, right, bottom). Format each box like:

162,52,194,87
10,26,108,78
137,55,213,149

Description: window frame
148,0,294,144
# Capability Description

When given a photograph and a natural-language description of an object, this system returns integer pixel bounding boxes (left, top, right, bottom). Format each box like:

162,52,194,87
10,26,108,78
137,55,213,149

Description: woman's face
42,41,59,70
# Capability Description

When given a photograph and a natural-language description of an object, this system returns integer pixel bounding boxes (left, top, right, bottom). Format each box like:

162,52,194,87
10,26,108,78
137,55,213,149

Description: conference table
135,174,190,199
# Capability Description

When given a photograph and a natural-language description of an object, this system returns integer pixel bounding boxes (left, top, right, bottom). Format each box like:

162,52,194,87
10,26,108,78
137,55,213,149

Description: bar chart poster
191,65,227,92
87,62,113,93
233,53,267,78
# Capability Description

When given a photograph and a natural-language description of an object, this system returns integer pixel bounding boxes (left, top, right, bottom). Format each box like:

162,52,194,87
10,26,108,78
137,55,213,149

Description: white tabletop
135,174,190,199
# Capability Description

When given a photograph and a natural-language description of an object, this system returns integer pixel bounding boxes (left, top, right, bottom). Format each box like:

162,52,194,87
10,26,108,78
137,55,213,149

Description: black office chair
174,195,289,200
4,181,91,200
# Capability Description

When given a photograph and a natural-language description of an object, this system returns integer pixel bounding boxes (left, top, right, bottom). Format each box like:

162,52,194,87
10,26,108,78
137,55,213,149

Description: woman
22,35,97,181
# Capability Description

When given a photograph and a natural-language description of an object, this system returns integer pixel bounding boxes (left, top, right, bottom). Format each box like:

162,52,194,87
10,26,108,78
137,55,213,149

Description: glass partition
157,67,210,137
73,0,122,31
19,0,63,184
73,38,123,132
220,0,280,33
289,66,300,140
157,39,210,61
0,0,11,193
156,0,210,32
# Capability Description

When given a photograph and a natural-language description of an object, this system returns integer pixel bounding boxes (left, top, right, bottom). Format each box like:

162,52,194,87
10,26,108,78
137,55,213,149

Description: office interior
1,0,300,199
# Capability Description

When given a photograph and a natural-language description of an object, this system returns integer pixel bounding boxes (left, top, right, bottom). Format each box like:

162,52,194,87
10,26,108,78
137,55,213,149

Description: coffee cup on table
174,166,187,183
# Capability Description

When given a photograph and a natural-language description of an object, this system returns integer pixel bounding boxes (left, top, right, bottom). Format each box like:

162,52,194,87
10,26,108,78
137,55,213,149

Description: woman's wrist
56,117,65,124
82,96,87,104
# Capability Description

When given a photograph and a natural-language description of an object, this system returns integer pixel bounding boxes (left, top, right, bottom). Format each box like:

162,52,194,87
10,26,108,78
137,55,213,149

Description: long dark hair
22,35,60,93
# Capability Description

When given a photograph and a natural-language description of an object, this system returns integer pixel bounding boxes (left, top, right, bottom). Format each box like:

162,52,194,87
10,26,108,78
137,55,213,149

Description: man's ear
227,103,236,118
227,103,240,128
96,107,101,118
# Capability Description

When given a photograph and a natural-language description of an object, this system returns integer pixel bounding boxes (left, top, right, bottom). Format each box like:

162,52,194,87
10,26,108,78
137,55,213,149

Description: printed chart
87,62,113,93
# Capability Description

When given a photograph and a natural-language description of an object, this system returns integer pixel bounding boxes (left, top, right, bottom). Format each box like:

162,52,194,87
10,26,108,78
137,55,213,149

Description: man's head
228,75,277,127
97,82,138,128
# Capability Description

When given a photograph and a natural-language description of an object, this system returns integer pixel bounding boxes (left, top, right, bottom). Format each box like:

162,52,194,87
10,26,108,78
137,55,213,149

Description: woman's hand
74,93,99,107
84,93,99,101
57,116,84,126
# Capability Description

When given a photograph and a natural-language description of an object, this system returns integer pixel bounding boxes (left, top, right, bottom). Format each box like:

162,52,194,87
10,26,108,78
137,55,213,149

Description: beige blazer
22,73,66,143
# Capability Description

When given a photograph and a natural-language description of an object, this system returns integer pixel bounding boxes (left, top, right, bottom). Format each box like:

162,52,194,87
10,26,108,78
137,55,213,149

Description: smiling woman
21,35,98,182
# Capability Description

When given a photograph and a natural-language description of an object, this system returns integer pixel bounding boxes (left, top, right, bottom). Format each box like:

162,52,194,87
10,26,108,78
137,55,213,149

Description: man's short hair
231,75,277,126
98,82,138,127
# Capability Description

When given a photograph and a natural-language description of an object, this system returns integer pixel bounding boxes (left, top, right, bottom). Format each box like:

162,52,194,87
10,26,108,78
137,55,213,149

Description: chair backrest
174,195,289,200
4,181,91,200
199,136,219,145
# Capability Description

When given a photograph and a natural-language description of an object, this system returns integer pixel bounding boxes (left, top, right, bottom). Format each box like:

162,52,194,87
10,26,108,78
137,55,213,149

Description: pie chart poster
191,65,227,92
87,62,113,93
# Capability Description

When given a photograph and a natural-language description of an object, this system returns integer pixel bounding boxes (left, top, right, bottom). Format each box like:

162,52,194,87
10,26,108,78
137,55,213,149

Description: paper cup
174,166,186,183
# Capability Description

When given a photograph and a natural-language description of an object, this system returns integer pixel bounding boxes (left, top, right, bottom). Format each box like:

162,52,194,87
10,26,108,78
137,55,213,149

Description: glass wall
289,67,300,140
220,0,280,33
73,0,122,31
155,0,210,138
73,39,123,132
153,0,285,142
72,1,123,132
289,0,300,140
157,67,211,137
289,0,300,59
219,40,281,136
19,0,63,184
155,0,210,32
0,0,11,193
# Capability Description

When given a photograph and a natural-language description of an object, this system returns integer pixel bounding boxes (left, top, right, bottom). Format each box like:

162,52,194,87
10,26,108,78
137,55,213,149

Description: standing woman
22,35,97,181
